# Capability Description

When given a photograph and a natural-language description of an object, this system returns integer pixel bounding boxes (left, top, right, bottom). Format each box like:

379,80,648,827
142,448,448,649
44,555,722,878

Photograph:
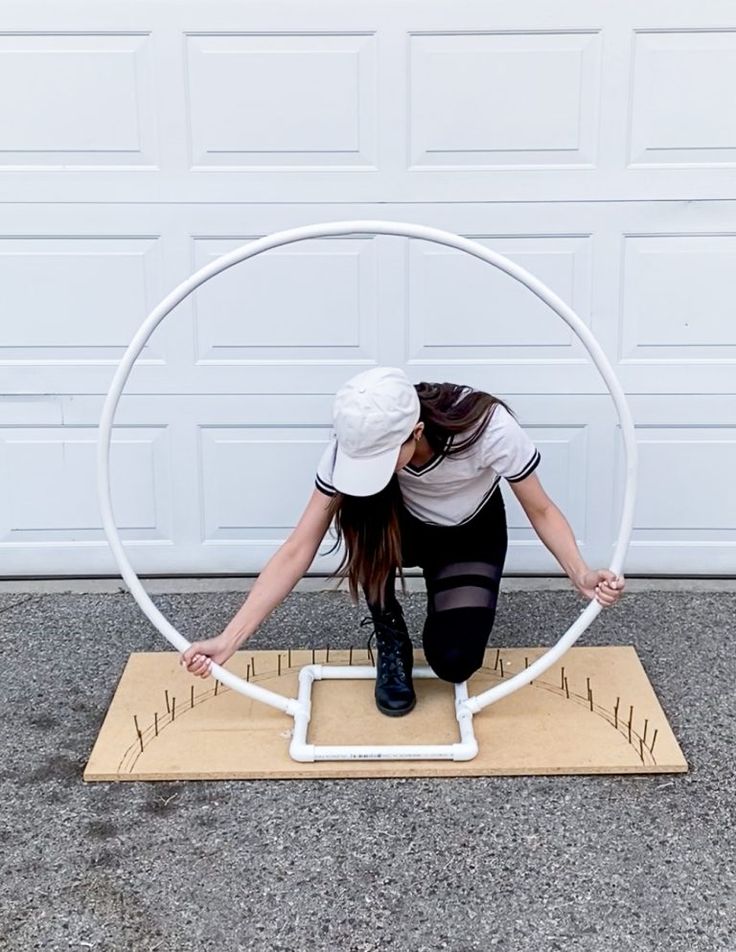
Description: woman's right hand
180,632,239,679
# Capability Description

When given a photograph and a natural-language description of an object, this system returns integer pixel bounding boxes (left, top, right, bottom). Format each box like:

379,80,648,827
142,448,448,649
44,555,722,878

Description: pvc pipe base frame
290,664,478,762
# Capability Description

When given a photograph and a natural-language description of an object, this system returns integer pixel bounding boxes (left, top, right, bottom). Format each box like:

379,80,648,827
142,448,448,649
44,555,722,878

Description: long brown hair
323,381,514,608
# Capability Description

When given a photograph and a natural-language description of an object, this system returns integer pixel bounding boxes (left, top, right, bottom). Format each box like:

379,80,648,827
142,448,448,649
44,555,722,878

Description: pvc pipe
303,664,452,680
288,671,478,762
97,219,636,750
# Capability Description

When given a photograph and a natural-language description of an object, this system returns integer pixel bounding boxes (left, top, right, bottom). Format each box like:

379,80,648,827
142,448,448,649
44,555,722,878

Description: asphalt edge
1,576,734,594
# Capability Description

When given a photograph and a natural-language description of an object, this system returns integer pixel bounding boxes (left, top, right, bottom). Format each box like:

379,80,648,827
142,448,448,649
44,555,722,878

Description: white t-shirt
314,403,541,527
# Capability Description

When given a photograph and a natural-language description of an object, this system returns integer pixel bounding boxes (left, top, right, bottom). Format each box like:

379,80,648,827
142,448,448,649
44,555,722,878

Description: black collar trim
404,434,453,476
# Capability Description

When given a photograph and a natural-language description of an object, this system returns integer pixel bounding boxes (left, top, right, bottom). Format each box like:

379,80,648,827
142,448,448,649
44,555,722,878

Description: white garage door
2,1,735,577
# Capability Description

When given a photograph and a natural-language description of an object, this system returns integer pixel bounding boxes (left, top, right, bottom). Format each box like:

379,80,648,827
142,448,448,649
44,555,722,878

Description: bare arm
508,473,624,606
181,488,338,675
219,545,317,651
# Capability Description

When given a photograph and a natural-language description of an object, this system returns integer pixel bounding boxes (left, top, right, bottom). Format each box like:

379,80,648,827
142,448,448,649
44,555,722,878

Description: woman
181,366,624,716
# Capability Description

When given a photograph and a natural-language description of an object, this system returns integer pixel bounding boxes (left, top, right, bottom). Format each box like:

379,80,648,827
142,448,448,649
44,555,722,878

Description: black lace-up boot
360,601,416,716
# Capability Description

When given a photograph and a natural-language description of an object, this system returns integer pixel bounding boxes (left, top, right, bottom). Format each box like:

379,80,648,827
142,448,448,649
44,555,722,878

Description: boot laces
359,614,409,679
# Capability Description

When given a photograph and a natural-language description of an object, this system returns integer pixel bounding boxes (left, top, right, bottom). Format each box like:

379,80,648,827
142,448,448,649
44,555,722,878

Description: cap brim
332,442,401,497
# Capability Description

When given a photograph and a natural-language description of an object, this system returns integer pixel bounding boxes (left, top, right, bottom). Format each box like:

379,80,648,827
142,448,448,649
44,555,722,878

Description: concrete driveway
0,580,732,951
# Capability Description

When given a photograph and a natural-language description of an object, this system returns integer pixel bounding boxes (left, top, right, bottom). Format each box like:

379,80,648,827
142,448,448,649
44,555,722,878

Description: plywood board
83,646,687,781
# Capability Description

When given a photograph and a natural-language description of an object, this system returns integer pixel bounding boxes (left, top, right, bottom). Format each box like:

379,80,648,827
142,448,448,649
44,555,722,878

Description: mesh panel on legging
421,559,503,683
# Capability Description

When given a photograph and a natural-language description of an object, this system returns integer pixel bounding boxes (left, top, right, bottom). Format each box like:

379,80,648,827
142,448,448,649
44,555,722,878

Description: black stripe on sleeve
506,449,541,483
315,475,338,497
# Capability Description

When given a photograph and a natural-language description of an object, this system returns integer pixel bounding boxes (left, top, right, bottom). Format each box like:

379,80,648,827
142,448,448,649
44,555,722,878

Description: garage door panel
3,199,734,395
0,394,335,574
185,32,378,171
0,424,172,545
408,235,592,360
0,32,157,169
620,233,736,359
2,3,735,204
629,29,736,168
2,0,735,576
613,397,736,573
630,430,736,533
408,30,602,170
0,235,168,362
192,235,379,363
199,426,333,543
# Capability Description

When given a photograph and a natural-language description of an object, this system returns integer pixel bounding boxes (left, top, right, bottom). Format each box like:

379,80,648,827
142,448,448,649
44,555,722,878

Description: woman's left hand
574,569,625,607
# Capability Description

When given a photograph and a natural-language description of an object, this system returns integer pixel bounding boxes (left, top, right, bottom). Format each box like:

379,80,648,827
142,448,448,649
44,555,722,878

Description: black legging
363,487,508,683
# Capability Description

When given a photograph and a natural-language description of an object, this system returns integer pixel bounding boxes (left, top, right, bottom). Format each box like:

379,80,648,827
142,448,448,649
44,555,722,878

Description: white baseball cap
332,366,421,496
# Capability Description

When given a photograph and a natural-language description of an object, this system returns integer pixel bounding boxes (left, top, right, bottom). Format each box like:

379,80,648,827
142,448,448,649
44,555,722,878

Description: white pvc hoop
97,219,637,724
